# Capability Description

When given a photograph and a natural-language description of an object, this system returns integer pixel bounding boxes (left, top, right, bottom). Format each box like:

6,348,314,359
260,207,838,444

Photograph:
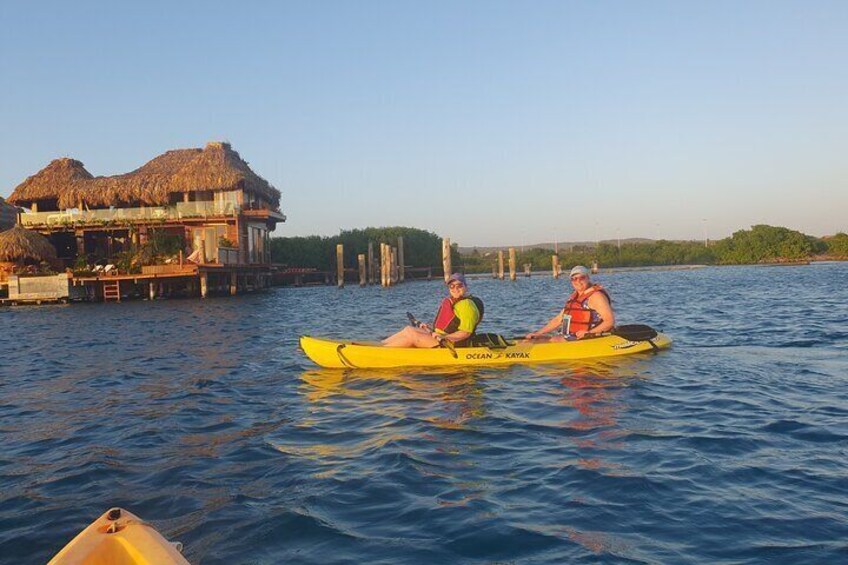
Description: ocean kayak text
464,352,530,360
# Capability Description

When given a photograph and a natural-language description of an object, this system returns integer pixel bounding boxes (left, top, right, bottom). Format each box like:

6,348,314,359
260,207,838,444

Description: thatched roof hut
7,142,281,210
0,225,57,263
6,158,93,208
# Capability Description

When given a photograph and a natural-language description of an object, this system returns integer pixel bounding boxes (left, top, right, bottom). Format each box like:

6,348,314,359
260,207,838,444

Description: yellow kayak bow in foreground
48,507,189,565
300,325,671,369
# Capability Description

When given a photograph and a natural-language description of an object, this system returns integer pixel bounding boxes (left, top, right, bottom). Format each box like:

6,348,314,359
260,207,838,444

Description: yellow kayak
48,508,189,565
300,326,671,369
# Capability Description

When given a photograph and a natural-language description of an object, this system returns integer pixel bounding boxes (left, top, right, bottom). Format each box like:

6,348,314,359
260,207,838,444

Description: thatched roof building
7,142,281,210
0,225,57,263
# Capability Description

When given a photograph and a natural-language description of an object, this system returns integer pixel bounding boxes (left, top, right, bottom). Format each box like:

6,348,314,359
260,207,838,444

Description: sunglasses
448,283,465,289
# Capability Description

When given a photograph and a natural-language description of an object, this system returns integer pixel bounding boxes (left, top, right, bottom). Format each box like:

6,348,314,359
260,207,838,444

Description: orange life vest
562,284,610,334
433,296,484,334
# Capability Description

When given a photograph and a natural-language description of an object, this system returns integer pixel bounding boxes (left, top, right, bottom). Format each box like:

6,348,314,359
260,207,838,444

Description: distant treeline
270,227,459,270
271,225,848,272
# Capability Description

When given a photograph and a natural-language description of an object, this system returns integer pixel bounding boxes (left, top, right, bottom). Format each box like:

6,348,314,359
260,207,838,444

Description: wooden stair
102,280,121,302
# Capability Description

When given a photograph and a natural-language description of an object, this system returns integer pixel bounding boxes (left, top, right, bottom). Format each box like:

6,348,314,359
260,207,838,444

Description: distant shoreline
462,259,847,280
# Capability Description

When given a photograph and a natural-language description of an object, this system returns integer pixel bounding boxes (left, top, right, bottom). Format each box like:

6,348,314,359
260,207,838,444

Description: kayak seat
465,333,510,349
612,324,658,341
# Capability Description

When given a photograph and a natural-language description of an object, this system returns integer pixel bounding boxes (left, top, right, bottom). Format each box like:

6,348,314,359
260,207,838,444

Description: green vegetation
270,227,459,270
710,225,813,264
824,233,848,258
271,224,846,272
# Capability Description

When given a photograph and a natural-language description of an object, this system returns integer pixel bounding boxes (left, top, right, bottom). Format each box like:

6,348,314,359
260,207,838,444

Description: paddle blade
407,312,419,327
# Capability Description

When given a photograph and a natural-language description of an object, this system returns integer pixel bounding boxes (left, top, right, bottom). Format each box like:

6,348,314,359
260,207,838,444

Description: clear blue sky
1,1,846,246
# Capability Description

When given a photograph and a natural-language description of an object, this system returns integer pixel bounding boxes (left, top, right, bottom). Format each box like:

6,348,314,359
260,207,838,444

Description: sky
1,1,846,246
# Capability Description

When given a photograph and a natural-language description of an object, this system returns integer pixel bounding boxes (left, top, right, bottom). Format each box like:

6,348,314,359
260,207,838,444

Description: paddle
512,324,659,342
406,312,457,357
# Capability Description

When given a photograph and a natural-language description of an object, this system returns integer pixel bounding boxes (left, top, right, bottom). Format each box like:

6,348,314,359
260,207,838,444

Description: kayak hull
299,332,671,369
48,507,189,565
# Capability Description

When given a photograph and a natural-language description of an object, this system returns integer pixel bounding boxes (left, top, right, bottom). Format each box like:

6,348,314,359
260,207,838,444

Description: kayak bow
299,330,671,369
48,507,189,565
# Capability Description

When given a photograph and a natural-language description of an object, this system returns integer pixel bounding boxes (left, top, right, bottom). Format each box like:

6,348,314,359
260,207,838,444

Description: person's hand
420,322,432,331
431,332,443,342
525,332,538,340
575,330,588,339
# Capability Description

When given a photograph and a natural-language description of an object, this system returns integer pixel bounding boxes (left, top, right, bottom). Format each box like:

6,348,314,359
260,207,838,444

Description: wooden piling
442,238,452,281
200,273,208,298
389,246,398,286
397,236,405,282
552,255,560,278
367,241,375,285
508,248,516,281
230,271,237,295
380,243,388,287
524,263,531,277
336,244,344,288
498,250,505,280
358,254,367,286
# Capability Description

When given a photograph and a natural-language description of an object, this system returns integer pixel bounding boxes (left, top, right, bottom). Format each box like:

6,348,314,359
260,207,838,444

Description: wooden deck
68,263,270,301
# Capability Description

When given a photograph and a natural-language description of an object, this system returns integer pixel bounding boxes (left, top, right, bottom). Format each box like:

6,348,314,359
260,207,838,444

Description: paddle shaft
407,311,457,357
511,325,658,342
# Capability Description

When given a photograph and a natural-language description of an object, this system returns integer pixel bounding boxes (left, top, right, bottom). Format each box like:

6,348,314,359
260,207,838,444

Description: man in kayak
525,265,615,340
382,273,483,347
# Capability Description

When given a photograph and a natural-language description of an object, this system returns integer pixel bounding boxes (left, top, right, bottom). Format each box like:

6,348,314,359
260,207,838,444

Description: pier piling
498,250,505,280
358,254,366,287
367,242,375,285
336,244,344,288
397,236,405,282
442,238,452,281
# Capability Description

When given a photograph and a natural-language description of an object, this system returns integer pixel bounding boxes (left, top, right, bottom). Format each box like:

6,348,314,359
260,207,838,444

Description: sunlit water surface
1,264,847,564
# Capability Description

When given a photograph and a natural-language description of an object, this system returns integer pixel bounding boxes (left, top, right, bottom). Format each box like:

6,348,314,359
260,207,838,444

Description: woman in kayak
525,265,615,341
382,273,483,348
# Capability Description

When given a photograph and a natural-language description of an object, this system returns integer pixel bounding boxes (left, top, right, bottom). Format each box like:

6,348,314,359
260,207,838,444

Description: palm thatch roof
0,225,57,262
7,142,281,209
6,158,93,205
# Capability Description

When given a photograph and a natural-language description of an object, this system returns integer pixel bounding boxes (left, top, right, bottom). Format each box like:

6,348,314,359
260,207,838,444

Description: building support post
200,273,208,298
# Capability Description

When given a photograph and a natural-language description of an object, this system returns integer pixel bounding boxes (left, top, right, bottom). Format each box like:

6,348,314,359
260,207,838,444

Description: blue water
1,263,847,564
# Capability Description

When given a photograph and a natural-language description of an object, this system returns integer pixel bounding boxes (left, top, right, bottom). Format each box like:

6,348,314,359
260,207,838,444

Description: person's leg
382,326,440,348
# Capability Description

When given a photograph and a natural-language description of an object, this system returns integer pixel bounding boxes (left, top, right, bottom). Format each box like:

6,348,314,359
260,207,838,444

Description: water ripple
1,263,848,563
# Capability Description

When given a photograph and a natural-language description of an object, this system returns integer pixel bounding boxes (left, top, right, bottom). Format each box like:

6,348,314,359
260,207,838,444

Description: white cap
569,265,591,278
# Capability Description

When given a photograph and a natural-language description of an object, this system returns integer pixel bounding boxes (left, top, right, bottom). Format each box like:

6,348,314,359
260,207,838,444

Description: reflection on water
3,264,848,564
